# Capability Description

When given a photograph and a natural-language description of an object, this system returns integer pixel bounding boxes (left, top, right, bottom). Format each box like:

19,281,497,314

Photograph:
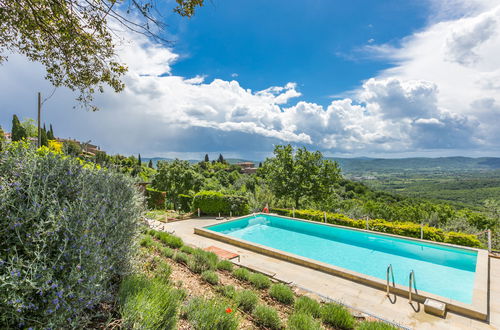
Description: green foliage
11,114,26,141
192,190,250,215
40,126,48,147
154,260,173,281
287,312,322,330
232,267,252,281
216,285,236,299
294,296,321,318
252,305,281,330
261,144,341,208
184,297,239,330
248,272,271,289
139,234,154,248
149,230,184,248
173,252,189,265
63,140,82,157
160,246,175,259
235,290,259,313
146,187,166,210
20,118,38,137
271,208,482,248
0,142,143,328
179,194,193,212
269,283,295,305
119,275,184,330
187,249,218,274
0,125,5,151
152,159,203,209
216,260,234,272
357,321,398,330
201,270,219,285
320,303,355,329
180,245,195,254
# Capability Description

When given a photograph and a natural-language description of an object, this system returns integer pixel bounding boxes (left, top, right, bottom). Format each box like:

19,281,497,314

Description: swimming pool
202,214,479,304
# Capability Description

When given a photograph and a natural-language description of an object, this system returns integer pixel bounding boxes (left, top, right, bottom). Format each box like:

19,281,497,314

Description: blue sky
1,0,500,159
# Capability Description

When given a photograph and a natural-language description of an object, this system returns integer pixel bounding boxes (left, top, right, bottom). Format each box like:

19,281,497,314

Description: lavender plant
0,142,143,328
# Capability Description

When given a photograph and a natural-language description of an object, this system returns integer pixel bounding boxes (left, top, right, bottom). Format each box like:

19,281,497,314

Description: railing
409,270,415,304
386,264,395,297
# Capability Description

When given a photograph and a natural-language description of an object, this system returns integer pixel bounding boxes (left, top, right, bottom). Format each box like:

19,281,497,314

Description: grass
357,321,398,330
232,267,252,281
269,283,295,305
287,312,322,330
159,246,174,258
216,285,237,299
183,297,239,330
173,251,189,264
201,270,219,285
235,289,259,313
187,249,219,274
154,260,172,281
294,296,321,318
248,272,271,289
149,229,184,248
119,274,185,330
252,305,281,330
180,245,195,254
139,234,154,248
320,303,355,330
216,260,234,272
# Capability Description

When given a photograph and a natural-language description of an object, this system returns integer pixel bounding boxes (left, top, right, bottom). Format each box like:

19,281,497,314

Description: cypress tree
138,154,142,166
0,125,5,151
40,126,48,147
48,124,55,140
11,114,27,141
217,153,224,163
148,159,154,169
259,162,262,168
204,154,209,162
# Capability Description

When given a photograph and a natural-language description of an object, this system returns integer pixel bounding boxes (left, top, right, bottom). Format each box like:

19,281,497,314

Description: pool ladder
386,264,395,297
408,270,416,304
387,266,417,304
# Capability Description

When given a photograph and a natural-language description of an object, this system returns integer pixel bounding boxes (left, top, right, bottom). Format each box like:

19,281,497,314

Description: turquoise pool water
206,214,477,303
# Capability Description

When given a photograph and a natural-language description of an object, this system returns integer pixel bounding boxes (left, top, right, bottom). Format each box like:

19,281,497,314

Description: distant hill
141,157,260,168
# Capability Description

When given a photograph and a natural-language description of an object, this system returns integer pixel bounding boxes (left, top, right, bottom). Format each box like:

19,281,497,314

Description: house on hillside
236,161,258,174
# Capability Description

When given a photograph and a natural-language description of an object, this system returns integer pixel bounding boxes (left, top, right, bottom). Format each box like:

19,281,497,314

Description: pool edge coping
194,213,489,321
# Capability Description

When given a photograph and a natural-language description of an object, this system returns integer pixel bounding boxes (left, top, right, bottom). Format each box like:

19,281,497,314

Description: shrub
287,312,322,330
0,143,142,328
150,230,184,249
180,245,195,254
187,249,218,274
320,303,355,329
216,285,236,299
146,187,166,210
232,267,252,281
201,270,219,285
154,260,172,281
173,252,189,265
269,284,295,305
248,273,271,289
192,190,249,216
178,194,193,212
119,275,185,330
216,260,234,272
357,321,398,330
139,234,154,248
294,296,321,318
184,297,238,330
160,246,175,258
270,208,482,248
253,305,281,330
235,290,259,313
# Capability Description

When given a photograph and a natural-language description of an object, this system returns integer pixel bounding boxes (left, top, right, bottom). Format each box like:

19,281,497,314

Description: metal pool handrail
409,270,415,303
386,264,395,296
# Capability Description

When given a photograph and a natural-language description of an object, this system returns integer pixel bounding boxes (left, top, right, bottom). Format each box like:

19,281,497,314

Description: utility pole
37,92,41,147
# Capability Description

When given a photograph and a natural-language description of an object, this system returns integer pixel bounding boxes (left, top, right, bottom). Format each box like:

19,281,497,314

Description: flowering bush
0,142,143,328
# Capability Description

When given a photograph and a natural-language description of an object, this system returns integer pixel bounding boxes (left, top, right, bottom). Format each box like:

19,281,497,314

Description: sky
1,0,500,160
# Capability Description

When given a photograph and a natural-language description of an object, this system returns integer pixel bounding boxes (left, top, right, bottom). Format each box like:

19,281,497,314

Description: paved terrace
153,218,500,330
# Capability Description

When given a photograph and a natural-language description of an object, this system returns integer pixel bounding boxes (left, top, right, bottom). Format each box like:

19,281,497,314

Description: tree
0,0,205,110
259,162,262,168
262,145,341,208
152,159,203,210
204,154,209,162
21,118,38,137
64,140,82,156
48,124,55,140
40,126,48,147
138,154,142,166
11,115,27,141
0,125,5,151
217,153,225,163
148,159,154,169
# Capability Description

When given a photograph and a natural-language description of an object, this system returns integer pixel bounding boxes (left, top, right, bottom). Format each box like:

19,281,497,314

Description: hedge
178,194,193,212
192,191,249,216
146,187,165,210
270,208,482,248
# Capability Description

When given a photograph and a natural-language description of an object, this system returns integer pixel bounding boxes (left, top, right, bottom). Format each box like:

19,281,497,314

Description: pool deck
152,217,500,330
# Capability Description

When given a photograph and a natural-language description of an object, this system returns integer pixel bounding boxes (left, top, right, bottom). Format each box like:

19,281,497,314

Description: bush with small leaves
216,285,236,299
269,283,295,305
184,297,238,330
253,305,281,330
249,272,271,289
154,260,172,281
180,245,195,254
149,230,183,248
201,270,219,285
216,260,234,272
320,303,355,329
139,234,154,247
232,267,251,281
357,321,398,330
235,290,259,313
160,246,174,258
173,252,189,265
187,249,218,274
287,312,322,330
294,296,321,318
